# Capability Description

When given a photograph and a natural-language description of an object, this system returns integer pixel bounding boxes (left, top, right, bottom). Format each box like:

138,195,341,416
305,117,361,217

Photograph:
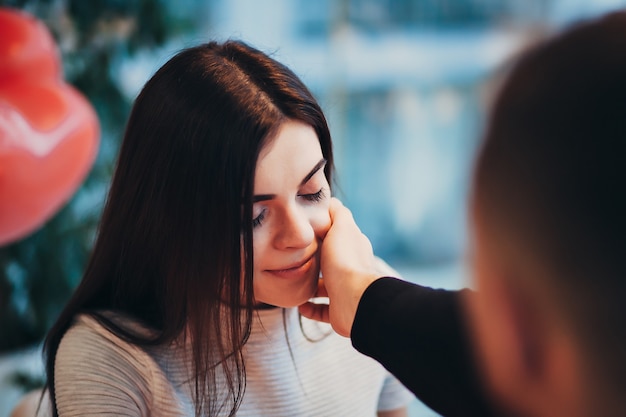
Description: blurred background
1,0,625,415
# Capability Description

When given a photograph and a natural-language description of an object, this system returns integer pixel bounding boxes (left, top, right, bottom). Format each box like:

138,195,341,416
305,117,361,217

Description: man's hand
299,198,383,337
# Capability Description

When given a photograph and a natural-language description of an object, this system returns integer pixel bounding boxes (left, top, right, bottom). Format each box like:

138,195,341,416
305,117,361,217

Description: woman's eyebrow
300,158,327,186
253,194,275,202
252,158,327,203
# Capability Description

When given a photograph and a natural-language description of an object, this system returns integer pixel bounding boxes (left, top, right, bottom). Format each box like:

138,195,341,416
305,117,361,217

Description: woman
43,40,412,416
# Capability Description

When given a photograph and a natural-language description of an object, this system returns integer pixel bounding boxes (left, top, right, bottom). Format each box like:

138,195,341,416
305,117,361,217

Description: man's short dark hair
474,10,626,411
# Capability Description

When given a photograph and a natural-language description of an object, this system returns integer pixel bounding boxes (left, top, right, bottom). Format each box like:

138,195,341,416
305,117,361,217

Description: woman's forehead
254,121,323,190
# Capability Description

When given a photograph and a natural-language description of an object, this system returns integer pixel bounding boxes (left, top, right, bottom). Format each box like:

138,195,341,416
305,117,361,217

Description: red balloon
0,7,100,245
0,8,60,81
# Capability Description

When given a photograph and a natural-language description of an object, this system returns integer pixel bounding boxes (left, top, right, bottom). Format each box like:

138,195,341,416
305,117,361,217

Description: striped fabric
54,307,413,416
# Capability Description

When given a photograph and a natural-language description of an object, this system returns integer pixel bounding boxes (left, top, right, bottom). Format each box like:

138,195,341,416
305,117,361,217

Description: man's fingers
315,278,328,298
328,197,362,236
328,197,355,228
299,279,329,322
298,302,330,324
328,197,344,223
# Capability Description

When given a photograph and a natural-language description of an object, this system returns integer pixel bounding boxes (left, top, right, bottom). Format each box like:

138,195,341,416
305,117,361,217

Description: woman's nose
274,206,314,250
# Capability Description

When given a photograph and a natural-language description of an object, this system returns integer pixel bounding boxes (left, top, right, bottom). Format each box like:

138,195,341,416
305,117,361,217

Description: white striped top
54,307,413,416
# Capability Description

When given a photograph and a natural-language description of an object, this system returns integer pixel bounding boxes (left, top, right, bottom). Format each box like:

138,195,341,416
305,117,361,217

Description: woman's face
251,120,331,307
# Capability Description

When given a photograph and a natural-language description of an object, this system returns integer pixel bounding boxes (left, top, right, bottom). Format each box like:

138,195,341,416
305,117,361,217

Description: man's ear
502,276,546,377
468,197,585,416
469,266,549,417
468,253,583,417
466,259,542,411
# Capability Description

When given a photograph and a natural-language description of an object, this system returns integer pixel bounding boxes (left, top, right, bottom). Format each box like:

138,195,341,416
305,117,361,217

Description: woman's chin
254,270,320,308
257,288,317,309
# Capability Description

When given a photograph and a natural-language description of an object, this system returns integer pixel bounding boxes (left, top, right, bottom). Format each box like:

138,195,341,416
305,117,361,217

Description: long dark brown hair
43,40,334,416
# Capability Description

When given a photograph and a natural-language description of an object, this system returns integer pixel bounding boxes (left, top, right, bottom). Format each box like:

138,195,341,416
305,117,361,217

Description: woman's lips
266,255,315,278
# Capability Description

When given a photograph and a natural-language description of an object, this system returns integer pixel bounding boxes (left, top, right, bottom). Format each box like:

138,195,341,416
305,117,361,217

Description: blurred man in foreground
301,10,626,417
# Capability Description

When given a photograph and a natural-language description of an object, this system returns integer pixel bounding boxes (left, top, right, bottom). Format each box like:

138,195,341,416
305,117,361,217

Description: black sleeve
351,277,497,417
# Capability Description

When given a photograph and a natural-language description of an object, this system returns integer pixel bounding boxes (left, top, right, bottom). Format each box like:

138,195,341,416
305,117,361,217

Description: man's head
468,11,626,417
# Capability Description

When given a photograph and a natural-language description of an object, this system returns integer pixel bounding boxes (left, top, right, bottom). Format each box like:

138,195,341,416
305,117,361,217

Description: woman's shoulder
54,312,182,415
57,312,157,375
59,312,145,351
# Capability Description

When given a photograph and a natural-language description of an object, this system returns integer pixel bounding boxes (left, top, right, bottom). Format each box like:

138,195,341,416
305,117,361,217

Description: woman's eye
252,209,266,228
299,188,326,203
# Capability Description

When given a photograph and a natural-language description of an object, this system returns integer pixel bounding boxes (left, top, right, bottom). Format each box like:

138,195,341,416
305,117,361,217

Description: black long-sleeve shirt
351,277,497,417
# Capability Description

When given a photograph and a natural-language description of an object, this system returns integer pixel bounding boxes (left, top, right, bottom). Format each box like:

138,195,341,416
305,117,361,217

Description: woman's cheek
311,202,331,238
252,227,271,265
